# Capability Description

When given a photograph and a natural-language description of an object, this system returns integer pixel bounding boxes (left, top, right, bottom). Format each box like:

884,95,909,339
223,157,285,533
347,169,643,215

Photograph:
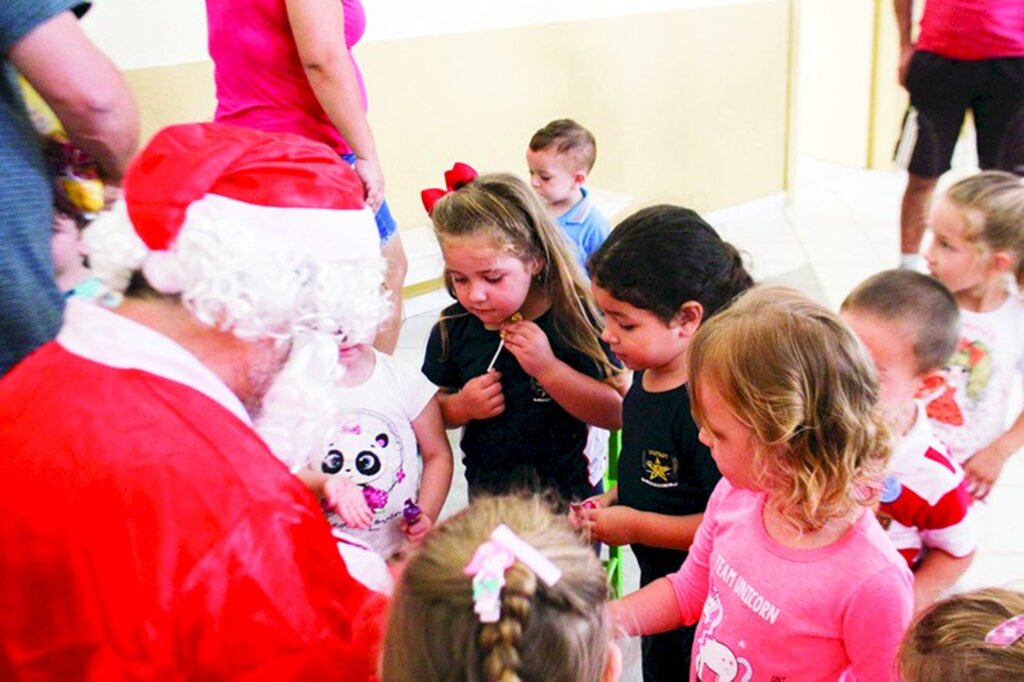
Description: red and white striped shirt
879,403,977,567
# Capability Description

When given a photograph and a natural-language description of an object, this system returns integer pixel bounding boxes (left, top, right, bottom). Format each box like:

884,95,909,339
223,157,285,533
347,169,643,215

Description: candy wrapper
403,498,423,525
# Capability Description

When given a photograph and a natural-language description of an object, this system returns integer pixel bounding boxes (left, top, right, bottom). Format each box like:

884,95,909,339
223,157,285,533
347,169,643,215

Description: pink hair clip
985,614,1024,647
463,524,562,623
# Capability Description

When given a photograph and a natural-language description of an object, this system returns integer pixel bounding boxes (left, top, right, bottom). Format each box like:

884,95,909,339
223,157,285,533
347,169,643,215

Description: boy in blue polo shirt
527,119,610,271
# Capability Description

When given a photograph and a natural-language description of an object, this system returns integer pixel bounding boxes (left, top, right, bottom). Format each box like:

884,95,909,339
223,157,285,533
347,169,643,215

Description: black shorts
901,51,1024,177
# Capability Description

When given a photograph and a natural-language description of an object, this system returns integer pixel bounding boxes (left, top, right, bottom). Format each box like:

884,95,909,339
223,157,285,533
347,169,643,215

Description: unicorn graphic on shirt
695,589,753,682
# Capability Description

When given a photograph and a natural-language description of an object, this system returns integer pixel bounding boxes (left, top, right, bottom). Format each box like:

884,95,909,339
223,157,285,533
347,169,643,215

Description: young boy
841,269,977,611
526,119,610,270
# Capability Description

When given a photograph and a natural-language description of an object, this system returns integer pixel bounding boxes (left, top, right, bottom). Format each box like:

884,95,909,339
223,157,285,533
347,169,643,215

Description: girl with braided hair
381,495,622,682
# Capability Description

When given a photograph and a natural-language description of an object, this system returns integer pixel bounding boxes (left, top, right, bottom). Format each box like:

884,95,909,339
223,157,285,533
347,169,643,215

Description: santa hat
121,123,380,293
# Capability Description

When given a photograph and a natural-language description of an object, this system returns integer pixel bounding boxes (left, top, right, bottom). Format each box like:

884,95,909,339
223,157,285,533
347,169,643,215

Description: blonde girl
899,587,1024,681
924,171,1024,499
421,166,624,504
612,286,914,681
381,495,622,682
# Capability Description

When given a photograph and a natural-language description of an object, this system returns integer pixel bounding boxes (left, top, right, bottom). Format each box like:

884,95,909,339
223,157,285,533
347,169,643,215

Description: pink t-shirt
206,0,368,154
666,480,913,682
917,0,1024,60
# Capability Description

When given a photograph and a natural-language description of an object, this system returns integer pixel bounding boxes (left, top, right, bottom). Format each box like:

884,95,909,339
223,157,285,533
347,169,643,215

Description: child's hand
576,505,638,546
323,476,373,529
461,370,505,420
568,491,614,528
500,320,555,378
401,514,433,545
963,444,1011,500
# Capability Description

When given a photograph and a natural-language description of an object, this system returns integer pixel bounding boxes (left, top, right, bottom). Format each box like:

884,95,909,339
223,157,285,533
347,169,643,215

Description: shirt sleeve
841,564,914,682
392,354,439,420
422,318,460,390
665,478,727,624
919,487,978,558
0,0,88,52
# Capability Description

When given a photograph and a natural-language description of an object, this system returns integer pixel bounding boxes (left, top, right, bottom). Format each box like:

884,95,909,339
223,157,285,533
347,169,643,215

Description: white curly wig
85,202,391,345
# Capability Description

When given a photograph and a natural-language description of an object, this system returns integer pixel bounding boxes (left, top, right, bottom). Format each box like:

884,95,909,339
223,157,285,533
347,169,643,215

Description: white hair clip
463,524,563,623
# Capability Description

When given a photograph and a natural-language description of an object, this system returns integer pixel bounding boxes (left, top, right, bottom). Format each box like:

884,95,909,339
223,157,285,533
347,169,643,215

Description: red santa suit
0,297,385,679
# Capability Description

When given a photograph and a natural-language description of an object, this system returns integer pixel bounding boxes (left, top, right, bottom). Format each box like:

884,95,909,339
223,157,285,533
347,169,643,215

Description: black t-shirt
617,371,721,582
422,303,616,502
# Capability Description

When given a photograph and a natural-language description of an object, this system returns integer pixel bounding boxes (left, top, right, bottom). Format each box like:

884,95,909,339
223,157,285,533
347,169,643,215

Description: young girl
899,587,1024,681
573,204,752,680
612,286,914,681
421,165,624,505
257,320,453,566
924,171,1024,500
381,494,622,682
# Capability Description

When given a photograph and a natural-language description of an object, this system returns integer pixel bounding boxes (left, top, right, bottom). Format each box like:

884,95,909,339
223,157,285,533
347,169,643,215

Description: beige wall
118,1,792,230
796,0,875,166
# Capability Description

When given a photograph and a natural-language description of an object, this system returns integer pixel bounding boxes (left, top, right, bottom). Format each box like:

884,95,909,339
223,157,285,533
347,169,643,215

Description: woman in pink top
206,0,407,353
612,286,914,681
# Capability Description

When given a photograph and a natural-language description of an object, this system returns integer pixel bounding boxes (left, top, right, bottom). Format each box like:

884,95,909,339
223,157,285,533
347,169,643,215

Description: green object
603,429,624,599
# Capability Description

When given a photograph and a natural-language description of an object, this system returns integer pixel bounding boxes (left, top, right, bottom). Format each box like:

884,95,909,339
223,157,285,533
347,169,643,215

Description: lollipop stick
486,339,505,372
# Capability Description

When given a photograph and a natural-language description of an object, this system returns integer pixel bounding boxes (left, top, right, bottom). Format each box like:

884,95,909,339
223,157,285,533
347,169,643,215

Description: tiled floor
393,158,1024,678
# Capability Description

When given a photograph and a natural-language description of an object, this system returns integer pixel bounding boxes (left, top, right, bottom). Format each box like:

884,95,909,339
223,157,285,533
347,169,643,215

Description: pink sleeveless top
207,0,368,154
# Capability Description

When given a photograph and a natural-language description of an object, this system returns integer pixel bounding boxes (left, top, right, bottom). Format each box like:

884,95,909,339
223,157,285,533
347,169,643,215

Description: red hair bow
421,162,478,216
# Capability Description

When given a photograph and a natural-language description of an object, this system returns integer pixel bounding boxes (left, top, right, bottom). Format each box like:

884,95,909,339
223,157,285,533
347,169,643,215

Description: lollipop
487,312,523,372
403,498,423,525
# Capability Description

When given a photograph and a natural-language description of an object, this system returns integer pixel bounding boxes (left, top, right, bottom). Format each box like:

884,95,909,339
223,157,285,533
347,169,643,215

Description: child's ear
573,169,588,189
530,257,546,277
914,369,946,400
673,301,704,336
991,249,1015,275
600,641,623,682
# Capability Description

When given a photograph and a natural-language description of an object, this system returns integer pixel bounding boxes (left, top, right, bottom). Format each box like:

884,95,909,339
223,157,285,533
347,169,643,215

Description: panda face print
319,410,403,489
321,432,389,485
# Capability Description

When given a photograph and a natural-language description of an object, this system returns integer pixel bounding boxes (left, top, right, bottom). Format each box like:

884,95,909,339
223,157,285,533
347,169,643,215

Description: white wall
81,0,768,70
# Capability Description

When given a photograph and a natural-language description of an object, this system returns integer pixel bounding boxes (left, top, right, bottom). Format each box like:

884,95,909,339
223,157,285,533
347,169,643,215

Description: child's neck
895,399,919,437
763,499,859,550
956,274,1009,313
56,266,93,293
335,345,376,387
549,187,584,216
642,352,689,392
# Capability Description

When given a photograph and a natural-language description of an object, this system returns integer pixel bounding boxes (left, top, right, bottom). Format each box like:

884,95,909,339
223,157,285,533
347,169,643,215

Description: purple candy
403,498,423,524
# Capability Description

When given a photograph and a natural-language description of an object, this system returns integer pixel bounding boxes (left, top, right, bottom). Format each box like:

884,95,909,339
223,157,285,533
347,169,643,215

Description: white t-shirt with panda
319,349,438,559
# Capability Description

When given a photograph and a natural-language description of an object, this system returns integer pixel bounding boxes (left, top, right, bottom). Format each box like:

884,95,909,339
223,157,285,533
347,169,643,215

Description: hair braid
479,563,537,682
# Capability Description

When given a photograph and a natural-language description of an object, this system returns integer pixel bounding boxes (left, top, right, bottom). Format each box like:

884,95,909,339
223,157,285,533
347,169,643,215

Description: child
612,286,914,681
420,165,625,506
51,210,102,299
841,269,977,611
924,171,1024,500
381,494,622,682
527,119,610,270
898,586,1024,681
257,322,453,565
574,204,752,680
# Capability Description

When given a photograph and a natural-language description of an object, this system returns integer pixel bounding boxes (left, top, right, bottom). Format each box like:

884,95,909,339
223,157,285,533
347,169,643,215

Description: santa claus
0,123,391,679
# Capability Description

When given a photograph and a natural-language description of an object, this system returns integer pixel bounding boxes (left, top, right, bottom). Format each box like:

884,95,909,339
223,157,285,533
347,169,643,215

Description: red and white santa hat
120,123,380,293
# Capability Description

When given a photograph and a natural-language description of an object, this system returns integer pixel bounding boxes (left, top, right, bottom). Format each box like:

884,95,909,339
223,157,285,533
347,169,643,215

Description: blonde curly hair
688,286,891,532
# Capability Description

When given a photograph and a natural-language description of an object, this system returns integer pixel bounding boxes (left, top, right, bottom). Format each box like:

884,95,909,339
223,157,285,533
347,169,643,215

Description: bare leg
901,174,940,256
374,231,408,355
